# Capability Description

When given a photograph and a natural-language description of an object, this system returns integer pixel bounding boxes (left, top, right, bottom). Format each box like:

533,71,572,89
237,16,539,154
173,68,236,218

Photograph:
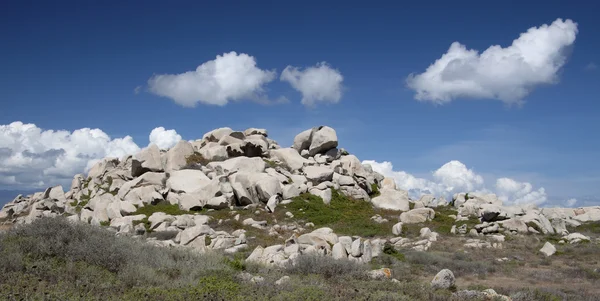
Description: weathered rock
371,188,410,211
304,166,334,184
199,144,228,162
431,269,455,290
269,148,310,172
309,126,338,156
164,140,195,172
540,242,556,257
332,242,348,259
203,127,234,142
292,129,313,151
266,195,281,213
400,208,435,224
392,222,403,236
179,225,214,245
167,169,210,193
308,188,332,205
209,157,266,174
368,268,392,280
132,145,163,177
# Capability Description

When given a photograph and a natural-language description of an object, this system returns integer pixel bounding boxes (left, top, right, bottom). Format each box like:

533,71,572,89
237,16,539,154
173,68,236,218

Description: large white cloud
364,159,548,205
149,127,182,150
148,51,276,107
280,62,344,107
407,18,578,105
0,122,182,190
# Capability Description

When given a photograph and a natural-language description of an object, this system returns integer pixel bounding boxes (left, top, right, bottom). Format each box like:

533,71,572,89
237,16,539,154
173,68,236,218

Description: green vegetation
133,202,191,217
185,152,210,166
263,159,279,168
369,183,380,197
569,221,600,234
99,221,110,227
133,216,151,233
288,190,392,237
382,243,406,262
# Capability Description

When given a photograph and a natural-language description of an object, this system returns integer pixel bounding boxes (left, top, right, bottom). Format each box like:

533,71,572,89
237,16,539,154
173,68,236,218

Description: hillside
1,126,599,300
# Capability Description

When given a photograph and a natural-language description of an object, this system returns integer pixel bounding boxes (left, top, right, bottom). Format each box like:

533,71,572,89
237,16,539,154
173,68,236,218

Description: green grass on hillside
288,190,393,237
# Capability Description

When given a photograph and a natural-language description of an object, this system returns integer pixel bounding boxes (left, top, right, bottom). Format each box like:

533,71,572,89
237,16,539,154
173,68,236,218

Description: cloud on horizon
406,18,578,105
363,159,553,206
148,51,276,107
280,62,344,107
0,122,183,190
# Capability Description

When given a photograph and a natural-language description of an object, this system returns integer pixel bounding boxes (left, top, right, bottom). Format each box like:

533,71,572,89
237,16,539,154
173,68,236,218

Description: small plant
369,183,380,197
382,243,405,261
99,221,110,227
185,152,210,166
263,159,279,168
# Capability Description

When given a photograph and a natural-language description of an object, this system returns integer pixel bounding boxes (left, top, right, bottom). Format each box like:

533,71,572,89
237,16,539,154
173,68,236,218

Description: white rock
392,222,403,236
332,242,348,259
400,208,435,224
371,188,410,211
304,166,334,184
275,276,290,285
540,242,556,257
431,269,455,290
164,141,195,172
351,238,363,257
269,148,310,172
309,126,338,156
167,169,210,193
266,195,280,213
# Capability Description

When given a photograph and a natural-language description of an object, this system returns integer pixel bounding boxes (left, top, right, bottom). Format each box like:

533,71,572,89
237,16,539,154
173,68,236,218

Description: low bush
285,255,368,280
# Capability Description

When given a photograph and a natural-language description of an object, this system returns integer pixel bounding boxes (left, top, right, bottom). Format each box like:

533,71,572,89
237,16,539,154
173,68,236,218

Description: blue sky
1,0,599,206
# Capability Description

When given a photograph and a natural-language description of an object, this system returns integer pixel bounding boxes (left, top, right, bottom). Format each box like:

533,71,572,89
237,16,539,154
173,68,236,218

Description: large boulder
167,169,210,193
309,126,338,156
199,144,228,162
203,127,234,142
371,188,410,211
304,166,334,184
431,269,455,290
540,242,556,257
269,148,310,172
400,208,435,224
293,129,313,151
244,128,268,137
132,145,163,177
208,157,266,174
164,141,195,172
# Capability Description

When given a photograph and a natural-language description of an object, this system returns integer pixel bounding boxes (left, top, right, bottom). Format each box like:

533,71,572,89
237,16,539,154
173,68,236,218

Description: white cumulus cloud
148,51,276,107
364,159,549,205
565,198,578,207
280,62,344,107
407,18,578,105
0,122,182,190
433,160,484,192
149,127,182,150
495,177,547,205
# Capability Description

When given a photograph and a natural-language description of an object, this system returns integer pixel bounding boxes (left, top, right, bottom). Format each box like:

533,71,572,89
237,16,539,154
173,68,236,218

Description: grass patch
263,159,279,168
133,203,191,217
569,221,600,234
288,190,392,237
99,221,110,227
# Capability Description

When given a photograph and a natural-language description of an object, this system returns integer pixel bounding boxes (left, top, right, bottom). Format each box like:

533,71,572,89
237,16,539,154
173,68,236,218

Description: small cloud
565,198,578,207
148,127,182,150
585,62,597,71
134,86,142,94
281,62,344,107
147,51,276,107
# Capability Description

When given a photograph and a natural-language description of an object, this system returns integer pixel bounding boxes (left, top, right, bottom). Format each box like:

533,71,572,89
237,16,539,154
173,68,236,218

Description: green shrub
383,243,406,261
370,183,380,197
99,220,110,227
285,255,368,280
